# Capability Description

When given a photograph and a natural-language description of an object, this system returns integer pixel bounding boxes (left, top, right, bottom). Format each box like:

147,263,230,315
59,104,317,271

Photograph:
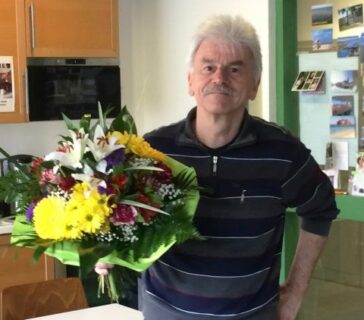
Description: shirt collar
176,107,257,149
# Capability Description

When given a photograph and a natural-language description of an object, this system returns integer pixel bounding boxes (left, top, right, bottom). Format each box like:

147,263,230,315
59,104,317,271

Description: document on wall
325,141,349,170
0,56,15,112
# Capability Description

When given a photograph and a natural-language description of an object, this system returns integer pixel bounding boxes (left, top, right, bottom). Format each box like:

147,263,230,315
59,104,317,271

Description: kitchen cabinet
0,0,119,124
0,234,56,291
25,0,119,58
0,233,66,318
0,1,27,123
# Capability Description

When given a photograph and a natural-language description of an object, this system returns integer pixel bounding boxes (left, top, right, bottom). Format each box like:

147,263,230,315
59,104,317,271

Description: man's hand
277,229,328,320
94,262,114,276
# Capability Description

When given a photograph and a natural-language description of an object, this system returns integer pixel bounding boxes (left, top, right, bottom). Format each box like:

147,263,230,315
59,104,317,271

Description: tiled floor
298,279,364,320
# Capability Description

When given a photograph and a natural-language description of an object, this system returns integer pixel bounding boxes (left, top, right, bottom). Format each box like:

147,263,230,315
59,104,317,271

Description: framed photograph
337,36,359,58
330,70,358,92
338,4,363,31
331,95,354,116
312,28,333,51
291,71,309,91
312,4,333,26
292,71,325,92
330,115,356,138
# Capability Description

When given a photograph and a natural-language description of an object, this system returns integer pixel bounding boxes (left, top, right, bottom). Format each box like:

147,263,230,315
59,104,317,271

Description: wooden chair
0,277,88,320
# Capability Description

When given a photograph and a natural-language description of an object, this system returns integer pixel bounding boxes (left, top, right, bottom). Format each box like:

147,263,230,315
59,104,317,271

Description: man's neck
194,108,245,149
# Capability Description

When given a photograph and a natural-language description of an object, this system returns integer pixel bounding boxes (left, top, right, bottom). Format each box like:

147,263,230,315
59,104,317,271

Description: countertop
0,216,14,235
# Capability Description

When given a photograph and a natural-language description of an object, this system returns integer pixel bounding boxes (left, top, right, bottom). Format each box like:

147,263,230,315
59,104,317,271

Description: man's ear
249,78,261,101
188,72,195,96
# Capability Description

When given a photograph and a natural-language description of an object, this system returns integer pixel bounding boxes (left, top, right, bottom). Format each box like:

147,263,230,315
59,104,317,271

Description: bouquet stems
97,269,119,303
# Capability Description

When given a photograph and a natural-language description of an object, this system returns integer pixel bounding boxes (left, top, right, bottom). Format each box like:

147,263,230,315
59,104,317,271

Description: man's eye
231,66,241,73
203,66,213,72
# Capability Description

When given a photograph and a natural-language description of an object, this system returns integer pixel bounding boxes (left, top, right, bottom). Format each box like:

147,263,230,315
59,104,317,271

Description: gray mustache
203,85,232,96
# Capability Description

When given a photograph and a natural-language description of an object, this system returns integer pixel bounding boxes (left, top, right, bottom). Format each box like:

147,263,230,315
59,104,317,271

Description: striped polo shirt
140,107,339,320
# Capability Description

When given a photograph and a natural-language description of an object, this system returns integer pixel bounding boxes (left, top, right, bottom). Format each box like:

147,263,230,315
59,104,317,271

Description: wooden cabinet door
0,234,56,319
25,0,119,58
0,1,28,123
0,234,55,291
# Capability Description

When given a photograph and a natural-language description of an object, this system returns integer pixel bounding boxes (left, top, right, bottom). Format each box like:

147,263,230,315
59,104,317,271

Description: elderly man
98,14,339,320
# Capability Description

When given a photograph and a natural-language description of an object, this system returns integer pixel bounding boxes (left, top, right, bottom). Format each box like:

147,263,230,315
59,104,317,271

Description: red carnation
30,157,44,175
153,162,173,183
137,194,159,222
110,204,137,225
59,176,76,191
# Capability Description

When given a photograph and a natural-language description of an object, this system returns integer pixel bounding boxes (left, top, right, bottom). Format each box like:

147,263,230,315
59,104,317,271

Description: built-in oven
27,58,121,121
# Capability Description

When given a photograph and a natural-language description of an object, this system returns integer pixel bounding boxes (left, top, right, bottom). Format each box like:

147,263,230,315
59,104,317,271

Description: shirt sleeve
281,142,340,236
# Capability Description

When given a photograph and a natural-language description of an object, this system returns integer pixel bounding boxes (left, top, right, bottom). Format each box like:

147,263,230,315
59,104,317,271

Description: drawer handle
29,2,36,49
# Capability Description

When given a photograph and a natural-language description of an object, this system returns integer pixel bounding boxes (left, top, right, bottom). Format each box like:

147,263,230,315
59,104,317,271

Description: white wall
120,0,276,134
0,0,275,157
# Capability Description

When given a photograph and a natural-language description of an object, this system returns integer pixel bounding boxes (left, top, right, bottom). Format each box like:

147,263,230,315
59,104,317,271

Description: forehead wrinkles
194,39,249,66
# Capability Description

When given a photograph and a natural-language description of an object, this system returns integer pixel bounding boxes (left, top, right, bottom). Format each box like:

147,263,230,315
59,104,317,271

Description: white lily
96,159,111,174
87,125,124,162
45,128,88,170
72,164,107,192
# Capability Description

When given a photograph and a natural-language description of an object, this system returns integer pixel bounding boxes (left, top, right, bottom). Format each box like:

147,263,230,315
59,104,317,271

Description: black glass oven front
27,58,121,121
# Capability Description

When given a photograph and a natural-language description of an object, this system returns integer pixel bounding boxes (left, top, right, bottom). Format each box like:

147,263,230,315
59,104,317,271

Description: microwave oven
27,58,121,121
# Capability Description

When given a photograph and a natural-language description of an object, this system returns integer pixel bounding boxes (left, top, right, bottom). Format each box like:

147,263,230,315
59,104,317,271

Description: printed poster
312,4,333,26
0,56,15,112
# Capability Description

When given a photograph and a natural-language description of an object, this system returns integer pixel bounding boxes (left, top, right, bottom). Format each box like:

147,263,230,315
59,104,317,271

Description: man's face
188,38,260,116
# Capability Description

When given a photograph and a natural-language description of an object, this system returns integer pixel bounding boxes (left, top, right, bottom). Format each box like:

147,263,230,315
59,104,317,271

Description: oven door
27,61,121,121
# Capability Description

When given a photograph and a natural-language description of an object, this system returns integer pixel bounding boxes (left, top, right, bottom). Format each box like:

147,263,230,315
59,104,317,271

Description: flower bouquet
0,105,200,302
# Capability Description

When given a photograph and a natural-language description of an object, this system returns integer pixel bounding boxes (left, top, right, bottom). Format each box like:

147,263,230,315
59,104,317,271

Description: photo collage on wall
293,3,364,151
330,70,357,139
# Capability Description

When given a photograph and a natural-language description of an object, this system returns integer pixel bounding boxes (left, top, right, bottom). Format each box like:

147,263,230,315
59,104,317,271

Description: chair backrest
0,277,88,320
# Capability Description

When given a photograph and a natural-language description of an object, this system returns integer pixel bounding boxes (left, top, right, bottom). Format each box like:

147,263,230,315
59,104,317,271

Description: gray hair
188,15,262,80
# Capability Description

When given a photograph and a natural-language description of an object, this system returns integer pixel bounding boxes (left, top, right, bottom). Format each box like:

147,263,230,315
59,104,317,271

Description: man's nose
212,68,227,84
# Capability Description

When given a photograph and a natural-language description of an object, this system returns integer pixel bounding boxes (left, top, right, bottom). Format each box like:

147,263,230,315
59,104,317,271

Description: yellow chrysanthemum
111,131,165,162
33,196,68,240
33,183,111,240
68,182,111,234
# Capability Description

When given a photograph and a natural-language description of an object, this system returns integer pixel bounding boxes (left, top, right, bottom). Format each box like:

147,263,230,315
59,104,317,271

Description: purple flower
98,185,113,195
105,149,125,170
26,202,36,221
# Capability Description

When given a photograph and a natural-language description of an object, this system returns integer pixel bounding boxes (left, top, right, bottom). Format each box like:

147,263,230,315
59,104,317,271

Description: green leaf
78,242,113,278
123,165,164,172
33,245,48,263
62,113,78,131
110,106,137,135
120,199,170,215
97,101,108,133
79,113,92,133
